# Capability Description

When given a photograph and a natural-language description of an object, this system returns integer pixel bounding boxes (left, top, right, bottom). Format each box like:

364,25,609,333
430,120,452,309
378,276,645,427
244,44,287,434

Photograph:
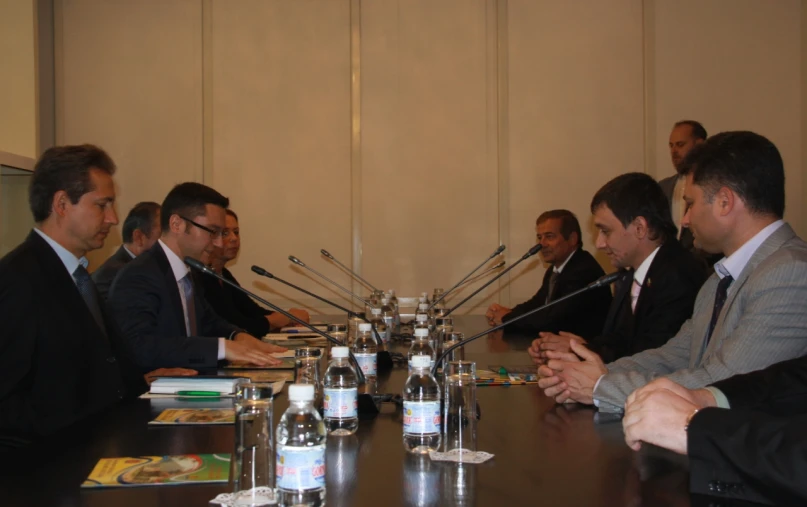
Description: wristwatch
684,408,700,431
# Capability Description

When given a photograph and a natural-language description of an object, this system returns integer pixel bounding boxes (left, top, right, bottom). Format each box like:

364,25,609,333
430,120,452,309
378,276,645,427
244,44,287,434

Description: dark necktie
73,265,108,337
706,275,734,344
180,273,198,337
546,270,559,304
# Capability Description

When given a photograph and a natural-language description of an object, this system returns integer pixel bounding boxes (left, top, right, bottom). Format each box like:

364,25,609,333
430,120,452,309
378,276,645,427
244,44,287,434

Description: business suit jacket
108,242,240,371
200,267,274,338
594,223,807,412
0,231,145,447
501,249,611,340
587,240,706,363
91,245,133,299
659,173,720,265
686,355,807,505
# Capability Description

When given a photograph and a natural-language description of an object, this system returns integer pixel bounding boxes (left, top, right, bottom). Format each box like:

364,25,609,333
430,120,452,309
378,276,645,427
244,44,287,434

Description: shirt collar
122,245,137,259
715,220,785,280
553,248,578,274
633,245,661,286
158,239,190,282
34,228,88,279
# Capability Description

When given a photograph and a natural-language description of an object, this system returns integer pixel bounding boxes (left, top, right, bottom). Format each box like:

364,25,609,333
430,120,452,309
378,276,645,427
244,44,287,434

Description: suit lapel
602,270,632,334
151,244,189,335
703,223,796,356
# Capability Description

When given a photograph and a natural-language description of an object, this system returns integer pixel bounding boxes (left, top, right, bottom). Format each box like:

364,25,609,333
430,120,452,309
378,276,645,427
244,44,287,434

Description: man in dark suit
0,145,193,447
92,201,161,299
530,173,706,363
108,182,286,372
201,209,310,337
485,210,611,339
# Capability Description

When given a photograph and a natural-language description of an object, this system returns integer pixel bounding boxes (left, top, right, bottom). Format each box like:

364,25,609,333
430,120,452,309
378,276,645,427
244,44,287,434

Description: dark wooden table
0,316,697,506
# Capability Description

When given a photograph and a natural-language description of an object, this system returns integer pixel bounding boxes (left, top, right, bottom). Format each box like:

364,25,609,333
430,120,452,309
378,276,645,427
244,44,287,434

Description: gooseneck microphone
251,264,394,372
431,271,622,376
428,245,506,310
320,249,380,293
184,257,367,384
443,243,543,317
454,260,506,289
289,255,376,309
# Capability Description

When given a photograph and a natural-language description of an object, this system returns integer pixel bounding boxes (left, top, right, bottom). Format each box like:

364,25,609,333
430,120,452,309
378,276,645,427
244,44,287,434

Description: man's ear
51,190,70,218
632,216,649,240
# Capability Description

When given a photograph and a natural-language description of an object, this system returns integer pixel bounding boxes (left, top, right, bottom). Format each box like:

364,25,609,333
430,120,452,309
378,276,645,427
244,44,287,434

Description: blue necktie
706,275,734,345
73,265,108,338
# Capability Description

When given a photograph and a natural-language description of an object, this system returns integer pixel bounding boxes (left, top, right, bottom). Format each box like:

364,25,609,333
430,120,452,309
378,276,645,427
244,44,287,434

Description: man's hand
535,331,587,359
288,308,310,324
626,377,718,410
485,303,511,326
144,368,197,385
623,384,703,455
539,340,606,405
226,333,283,366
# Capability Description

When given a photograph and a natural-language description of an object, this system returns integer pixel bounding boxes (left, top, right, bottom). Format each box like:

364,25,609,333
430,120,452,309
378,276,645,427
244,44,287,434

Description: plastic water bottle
408,327,434,372
276,384,326,507
352,323,377,381
323,347,359,435
403,354,441,453
368,307,388,345
380,298,395,341
387,290,400,330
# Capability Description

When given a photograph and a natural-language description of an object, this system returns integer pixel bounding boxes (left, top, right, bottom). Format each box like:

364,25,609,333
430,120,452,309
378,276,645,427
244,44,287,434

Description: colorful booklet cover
148,408,235,425
81,454,230,488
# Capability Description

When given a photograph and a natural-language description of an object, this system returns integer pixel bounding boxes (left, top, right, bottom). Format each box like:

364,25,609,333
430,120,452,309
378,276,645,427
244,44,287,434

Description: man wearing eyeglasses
108,182,285,371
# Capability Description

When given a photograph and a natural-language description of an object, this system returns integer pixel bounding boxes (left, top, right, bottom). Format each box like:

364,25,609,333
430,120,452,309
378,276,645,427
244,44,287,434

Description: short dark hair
29,144,116,222
122,201,161,243
674,120,707,141
680,131,785,218
536,209,583,247
590,173,677,243
160,182,230,231
225,209,238,221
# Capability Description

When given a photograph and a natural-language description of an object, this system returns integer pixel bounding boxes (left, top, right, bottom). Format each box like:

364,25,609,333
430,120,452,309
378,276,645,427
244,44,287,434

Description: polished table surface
0,316,699,507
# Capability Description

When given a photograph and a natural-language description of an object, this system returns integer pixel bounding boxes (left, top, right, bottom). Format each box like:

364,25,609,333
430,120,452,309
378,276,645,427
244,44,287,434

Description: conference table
1,315,706,507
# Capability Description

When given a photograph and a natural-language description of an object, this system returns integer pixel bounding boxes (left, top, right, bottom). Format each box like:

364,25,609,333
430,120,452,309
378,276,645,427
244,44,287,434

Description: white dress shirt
34,228,88,285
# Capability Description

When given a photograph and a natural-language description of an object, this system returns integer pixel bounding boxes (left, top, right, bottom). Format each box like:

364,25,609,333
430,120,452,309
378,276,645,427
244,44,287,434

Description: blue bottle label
354,352,377,376
276,444,326,491
323,387,358,418
403,400,441,435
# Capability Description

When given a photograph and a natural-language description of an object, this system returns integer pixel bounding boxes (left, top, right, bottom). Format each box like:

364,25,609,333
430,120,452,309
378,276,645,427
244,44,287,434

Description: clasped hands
529,331,606,405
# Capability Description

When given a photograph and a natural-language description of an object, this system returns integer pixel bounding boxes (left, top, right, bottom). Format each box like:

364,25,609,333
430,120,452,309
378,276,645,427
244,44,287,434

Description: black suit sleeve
688,407,807,505
199,275,270,337
91,261,120,300
109,268,220,371
711,355,807,416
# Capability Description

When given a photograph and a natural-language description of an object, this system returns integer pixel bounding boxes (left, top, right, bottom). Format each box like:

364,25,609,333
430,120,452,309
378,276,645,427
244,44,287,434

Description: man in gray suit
92,201,161,299
537,130,807,413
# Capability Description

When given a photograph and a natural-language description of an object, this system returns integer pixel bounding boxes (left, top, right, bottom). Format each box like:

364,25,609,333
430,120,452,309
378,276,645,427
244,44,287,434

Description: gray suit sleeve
594,258,807,412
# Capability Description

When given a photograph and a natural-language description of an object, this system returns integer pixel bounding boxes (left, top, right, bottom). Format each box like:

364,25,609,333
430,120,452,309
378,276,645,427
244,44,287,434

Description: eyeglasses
179,215,224,239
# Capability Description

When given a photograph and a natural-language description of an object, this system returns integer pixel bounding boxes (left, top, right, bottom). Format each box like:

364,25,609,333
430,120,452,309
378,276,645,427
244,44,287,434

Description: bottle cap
381,298,389,305
332,346,349,358
388,289,396,295
288,384,315,401
371,308,381,315
414,328,429,337
421,292,428,297
358,323,372,332
410,355,431,368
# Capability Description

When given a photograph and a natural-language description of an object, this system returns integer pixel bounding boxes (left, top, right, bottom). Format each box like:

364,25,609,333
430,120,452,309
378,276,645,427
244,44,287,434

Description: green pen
175,391,222,397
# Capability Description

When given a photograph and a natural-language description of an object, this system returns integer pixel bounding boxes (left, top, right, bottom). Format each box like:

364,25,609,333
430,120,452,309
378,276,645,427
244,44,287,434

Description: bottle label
276,444,326,491
354,352,377,376
324,387,358,419
403,400,441,435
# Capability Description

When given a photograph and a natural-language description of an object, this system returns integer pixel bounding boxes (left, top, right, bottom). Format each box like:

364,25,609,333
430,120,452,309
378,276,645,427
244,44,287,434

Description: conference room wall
52,0,805,315
0,0,37,159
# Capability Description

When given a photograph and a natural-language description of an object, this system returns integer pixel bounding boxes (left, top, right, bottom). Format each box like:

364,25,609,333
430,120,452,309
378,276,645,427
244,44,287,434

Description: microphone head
184,256,211,274
523,243,543,259
493,260,506,269
320,249,334,259
251,265,273,278
493,244,506,256
289,255,306,267
591,271,622,288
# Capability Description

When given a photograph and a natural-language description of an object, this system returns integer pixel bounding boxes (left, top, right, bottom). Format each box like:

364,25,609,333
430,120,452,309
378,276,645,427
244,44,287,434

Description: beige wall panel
651,0,803,235
0,0,37,158
56,0,203,269
209,0,353,313
506,0,644,306
361,0,499,312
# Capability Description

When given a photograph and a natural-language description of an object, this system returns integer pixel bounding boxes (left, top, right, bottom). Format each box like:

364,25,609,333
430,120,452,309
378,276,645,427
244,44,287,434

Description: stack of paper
149,376,247,395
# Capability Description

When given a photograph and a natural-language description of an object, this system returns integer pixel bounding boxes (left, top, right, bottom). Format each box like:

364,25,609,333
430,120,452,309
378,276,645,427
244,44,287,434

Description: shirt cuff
704,386,730,409
218,338,226,360
592,374,606,407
